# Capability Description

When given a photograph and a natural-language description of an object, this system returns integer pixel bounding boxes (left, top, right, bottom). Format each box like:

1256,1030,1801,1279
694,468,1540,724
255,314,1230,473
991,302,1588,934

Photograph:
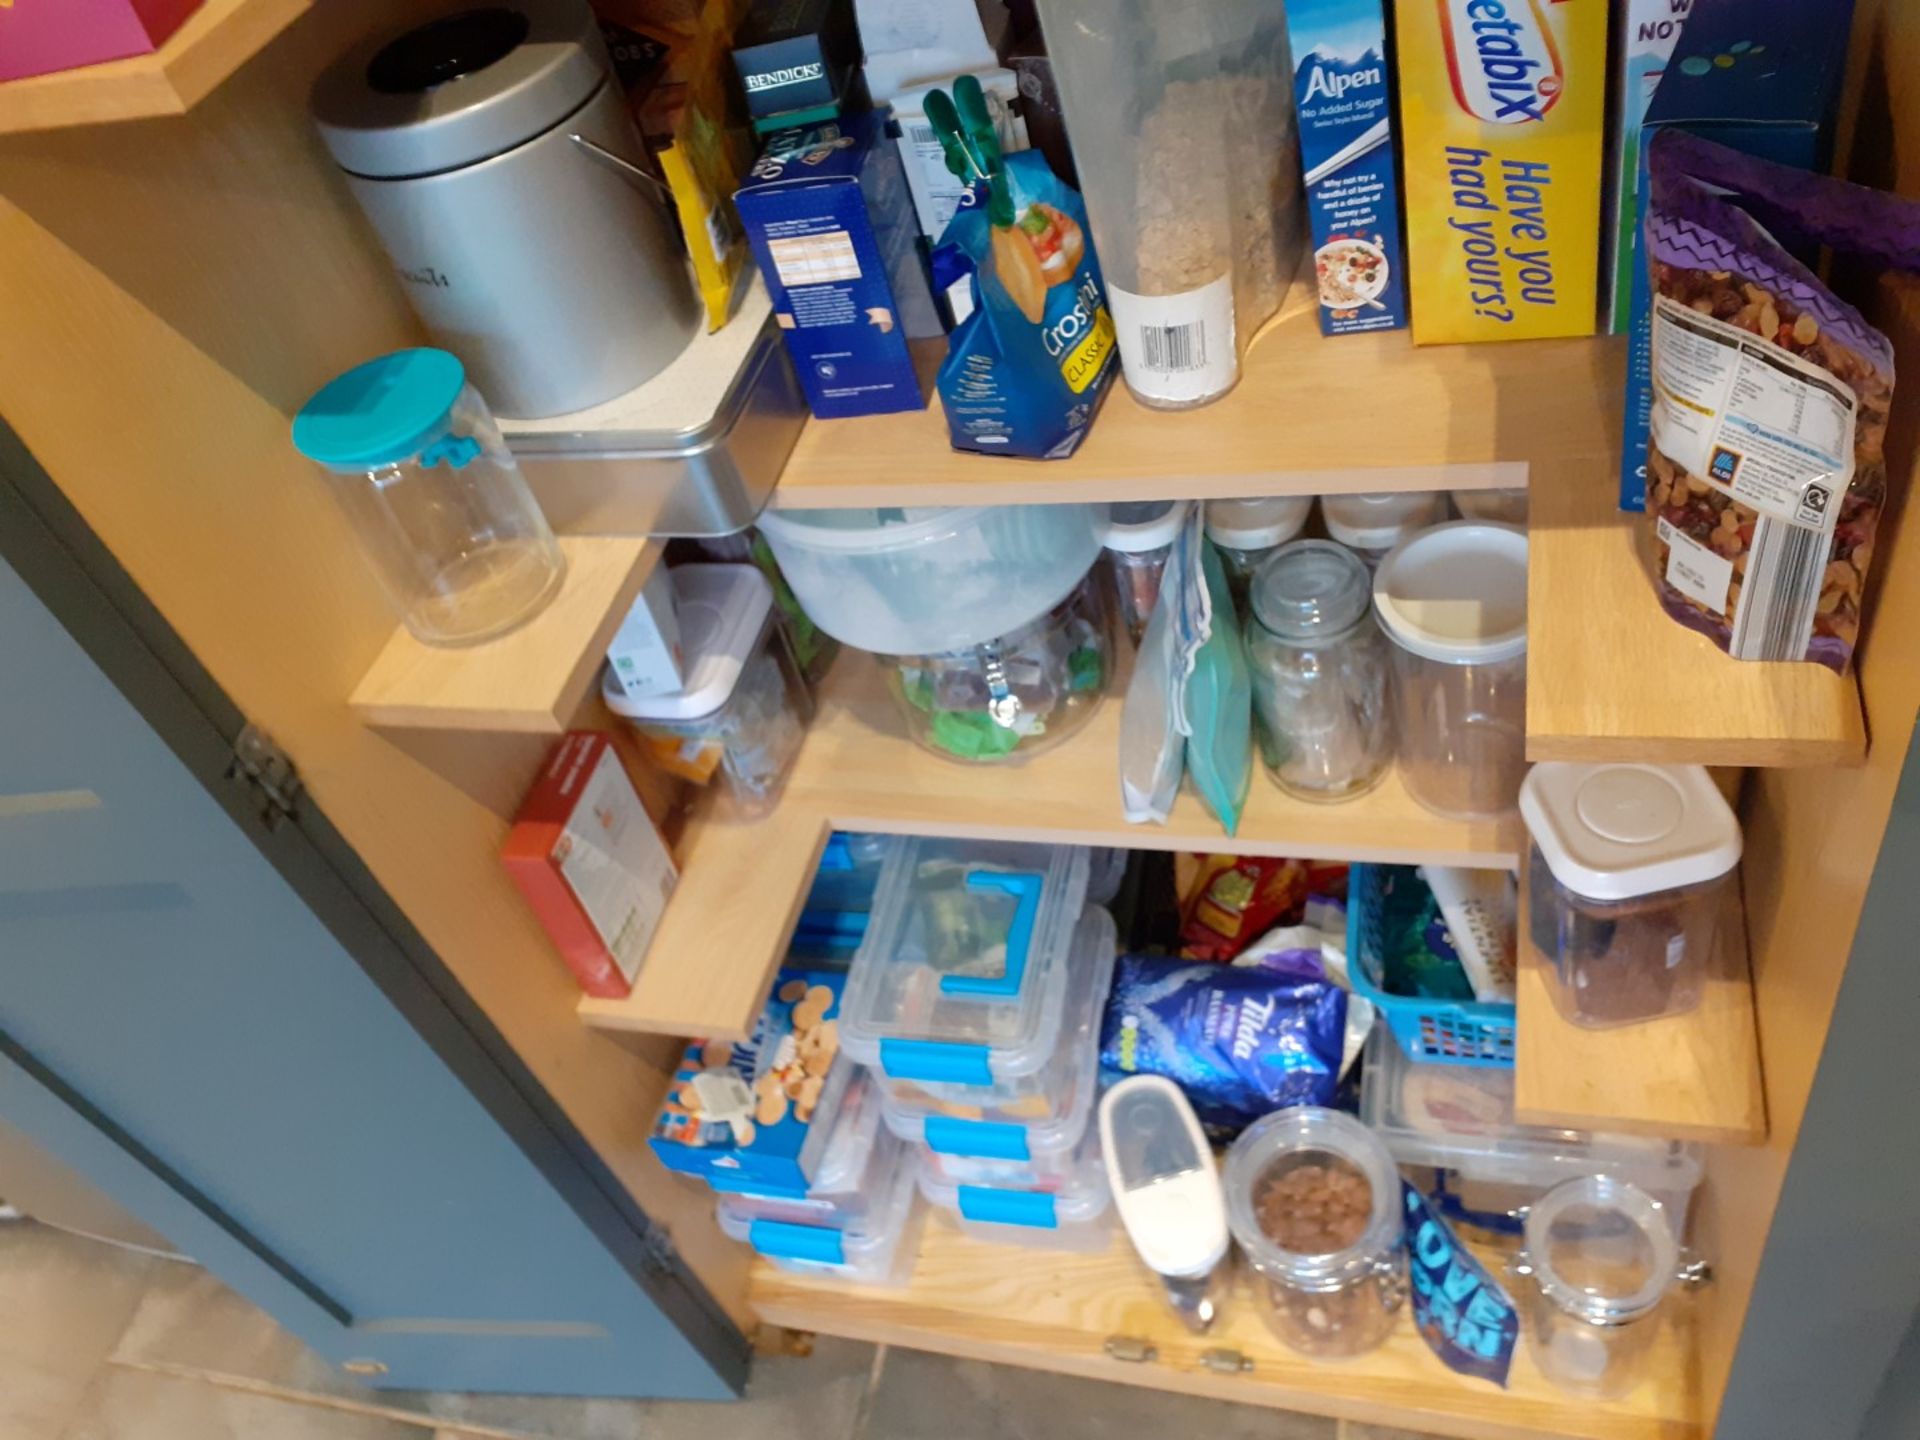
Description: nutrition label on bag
1108,275,1237,407
1650,295,1855,530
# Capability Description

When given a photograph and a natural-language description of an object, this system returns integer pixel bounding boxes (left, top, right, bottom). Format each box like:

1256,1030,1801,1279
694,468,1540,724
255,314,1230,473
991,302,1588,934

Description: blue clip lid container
708,1072,890,1225
917,1126,1112,1252
716,1130,923,1285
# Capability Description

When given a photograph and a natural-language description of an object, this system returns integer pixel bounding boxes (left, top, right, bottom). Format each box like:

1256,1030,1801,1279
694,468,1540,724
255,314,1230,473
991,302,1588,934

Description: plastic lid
1322,491,1446,551
1522,763,1741,900
756,505,987,552
311,0,608,179
1204,496,1313,551
1249,540,1372,640
1224,1107,1402,1288
1525,1175,1678,1326
292,349,465,471
1372,521,1528,665
717,1131,920,1264
1102,500,1190,553
602,565,772,721
917,1128,1111,1228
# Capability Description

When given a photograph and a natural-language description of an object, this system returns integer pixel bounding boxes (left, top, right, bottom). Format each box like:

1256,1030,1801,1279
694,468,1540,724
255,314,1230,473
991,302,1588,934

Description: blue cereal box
735,111,941,419
649,967,850,1193
1286,0,1407,336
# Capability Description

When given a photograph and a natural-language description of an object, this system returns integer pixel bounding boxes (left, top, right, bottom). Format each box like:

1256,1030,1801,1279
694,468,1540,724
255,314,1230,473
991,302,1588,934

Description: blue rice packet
1404,1181,1519,1387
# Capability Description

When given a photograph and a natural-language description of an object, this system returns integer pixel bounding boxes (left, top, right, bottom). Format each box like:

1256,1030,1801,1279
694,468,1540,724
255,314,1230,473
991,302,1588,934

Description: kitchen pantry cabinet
4,0,1920,1433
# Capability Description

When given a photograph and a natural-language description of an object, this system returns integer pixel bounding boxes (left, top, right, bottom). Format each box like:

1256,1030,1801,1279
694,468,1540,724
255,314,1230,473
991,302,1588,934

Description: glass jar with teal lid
293,348,565,646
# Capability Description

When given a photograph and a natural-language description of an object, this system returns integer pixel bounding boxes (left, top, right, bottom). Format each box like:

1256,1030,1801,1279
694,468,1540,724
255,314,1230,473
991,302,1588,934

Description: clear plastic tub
879,571,1113,764
804,833,896,915
1205,496,1314,615
1521,764,1742,1030
918,1130,1113,1251
1516,1176,1682,1400
838,831,1103,1121
717,1134,924,1285
1085,846,1128,907
709,1073,892,1224
1373,523,1529,821
1452,486,1529,527
1360,1033,1703,1228
753,504,1105,656
1225,1107,1406,1359
1321,491,1447,569
1103,501,1189,644
602,565,813,816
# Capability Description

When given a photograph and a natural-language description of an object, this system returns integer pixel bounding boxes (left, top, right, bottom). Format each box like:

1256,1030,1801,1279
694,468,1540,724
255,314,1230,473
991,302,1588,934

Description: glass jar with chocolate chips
1224,1108,1406,1359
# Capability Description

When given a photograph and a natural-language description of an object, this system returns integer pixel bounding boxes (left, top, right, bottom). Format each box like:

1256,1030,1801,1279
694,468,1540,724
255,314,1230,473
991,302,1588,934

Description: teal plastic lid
292,349,466,470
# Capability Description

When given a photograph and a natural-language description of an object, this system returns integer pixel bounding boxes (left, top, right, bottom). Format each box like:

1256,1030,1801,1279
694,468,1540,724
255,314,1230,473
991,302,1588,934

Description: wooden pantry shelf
350,537,658,734
1527,455,1867,768
0,0,309,134
1513,878,1766,1147
768,276,1622,510
751,1218,1698,1440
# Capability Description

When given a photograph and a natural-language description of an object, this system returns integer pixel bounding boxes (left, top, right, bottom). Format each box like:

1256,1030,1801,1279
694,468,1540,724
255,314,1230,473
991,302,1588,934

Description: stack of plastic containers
840,837,1121,1252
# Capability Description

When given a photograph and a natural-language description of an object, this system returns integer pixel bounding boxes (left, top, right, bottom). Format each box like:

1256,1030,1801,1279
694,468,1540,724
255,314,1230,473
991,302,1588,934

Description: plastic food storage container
1452,486,1529,527
716,1133,924,1285
1246,540,1394,803
1321,491,1447,569
1085,846,1128,907
602,565,813,816
918,1129,1113,1251
1102,500,1190,644
688,527,841,690
753,504,1104,656
1205,496,1314,615
1359,1032,1703,1228
1514,1176,1684,1400
840,834,1099,1118
708,1072,891,1224
1520,764,1742,1030
880,571,1113,763
1035,0,1304,409
1374,523,1529,821
292,348,565,646
1225,1108,1406,1359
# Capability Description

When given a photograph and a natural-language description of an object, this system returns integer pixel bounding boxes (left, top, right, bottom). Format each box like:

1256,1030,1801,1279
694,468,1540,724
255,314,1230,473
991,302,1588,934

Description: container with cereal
840,837,1097,1123
917,1127,1113,1251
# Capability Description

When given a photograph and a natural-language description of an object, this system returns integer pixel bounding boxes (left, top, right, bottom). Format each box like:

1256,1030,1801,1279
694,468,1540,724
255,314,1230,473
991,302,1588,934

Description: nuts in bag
1642,130,1920,672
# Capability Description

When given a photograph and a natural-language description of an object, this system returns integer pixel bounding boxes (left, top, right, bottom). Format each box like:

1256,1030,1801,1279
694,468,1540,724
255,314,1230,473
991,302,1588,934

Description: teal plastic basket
1346,863,1515,1068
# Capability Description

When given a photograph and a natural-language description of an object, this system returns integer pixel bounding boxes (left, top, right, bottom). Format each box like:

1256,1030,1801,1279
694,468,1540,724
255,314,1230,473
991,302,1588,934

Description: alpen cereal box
1395,0,1608,344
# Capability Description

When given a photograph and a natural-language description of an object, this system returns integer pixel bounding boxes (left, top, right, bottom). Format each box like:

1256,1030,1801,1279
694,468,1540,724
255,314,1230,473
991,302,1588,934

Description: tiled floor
0,1219,1446,1440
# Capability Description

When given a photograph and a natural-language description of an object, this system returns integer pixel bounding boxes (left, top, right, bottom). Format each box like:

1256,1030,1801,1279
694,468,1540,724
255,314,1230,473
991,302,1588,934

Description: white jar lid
1103,499,1190,553
1372,521,1527,664
601,564,772,722
1521,762,1742,899
1323,490,1446,552
1204,495,1312,551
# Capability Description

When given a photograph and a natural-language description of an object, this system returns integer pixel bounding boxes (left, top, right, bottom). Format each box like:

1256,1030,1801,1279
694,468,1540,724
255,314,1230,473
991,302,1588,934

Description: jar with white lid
1452,486,1529,527
1322,490,1447,568
1513,1176,1683,1400
1205,496,1313,616
1245,540,1394,802
1521,764,1742,1029
1225,1108,1406,1359
1102,500,1190,644
602,565,812,816
1373,522,1529,821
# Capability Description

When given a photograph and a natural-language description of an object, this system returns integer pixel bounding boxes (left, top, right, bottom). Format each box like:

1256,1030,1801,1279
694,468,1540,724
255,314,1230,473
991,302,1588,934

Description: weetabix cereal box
1395,0,1608,344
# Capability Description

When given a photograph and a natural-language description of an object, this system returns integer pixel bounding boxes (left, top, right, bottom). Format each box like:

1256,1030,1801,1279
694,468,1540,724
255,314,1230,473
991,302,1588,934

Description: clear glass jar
1102,500,1190,644
1515,1176,1680,1400
1225,1108,1406,1360
1374,523,1529,820
881,572,1112,763
1321,490,1447,569
1245,541,1394,802
1205,496,1313,617
293,348,565,647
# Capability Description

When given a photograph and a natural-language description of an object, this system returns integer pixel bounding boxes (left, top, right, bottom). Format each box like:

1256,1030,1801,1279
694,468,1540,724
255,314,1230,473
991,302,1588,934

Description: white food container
1322,490,1447,568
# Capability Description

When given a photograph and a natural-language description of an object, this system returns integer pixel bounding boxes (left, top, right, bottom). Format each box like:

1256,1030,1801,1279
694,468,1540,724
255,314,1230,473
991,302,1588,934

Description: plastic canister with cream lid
1322,490,1448,568
1205,496,1313,616
1102,500,1190,644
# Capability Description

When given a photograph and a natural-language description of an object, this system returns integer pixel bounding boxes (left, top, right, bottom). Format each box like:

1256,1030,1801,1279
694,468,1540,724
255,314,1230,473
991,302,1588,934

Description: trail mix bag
1642,130,1920,672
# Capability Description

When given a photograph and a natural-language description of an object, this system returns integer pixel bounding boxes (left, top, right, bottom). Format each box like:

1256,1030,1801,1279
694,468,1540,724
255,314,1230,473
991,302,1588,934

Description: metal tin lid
1372,521,1528,665
1525,1175,1678,1327
1521,763,1742,900
311,1,608,179
601,565,773,721
1250,540,1371,641
292,348,465,470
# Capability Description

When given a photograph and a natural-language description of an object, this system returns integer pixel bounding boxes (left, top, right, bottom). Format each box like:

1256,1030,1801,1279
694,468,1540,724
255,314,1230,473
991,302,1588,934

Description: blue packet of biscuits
1099,953,1346,1136
1404,1181,1519,1387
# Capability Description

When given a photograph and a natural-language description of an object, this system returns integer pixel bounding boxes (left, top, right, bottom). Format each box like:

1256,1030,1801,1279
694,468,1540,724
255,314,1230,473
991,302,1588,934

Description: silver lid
311,1,610,179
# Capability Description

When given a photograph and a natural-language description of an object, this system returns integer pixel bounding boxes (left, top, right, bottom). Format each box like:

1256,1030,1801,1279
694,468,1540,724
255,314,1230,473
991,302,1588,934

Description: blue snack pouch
1404,1181,1519,1388
1099,953,1346,1136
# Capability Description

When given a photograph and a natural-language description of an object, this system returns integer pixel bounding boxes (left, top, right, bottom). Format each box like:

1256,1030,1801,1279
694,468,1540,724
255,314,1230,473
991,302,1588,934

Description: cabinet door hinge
227,724,303,831
637,1222,679,1278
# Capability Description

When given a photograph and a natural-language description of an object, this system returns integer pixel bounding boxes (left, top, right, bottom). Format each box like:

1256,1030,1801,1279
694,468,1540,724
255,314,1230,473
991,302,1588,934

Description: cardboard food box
1394,0,1608,344
1615,0,1853,509
1602,0,1696,335
501,733,678,1000
0,0,202,83
604,564,686,702
650,967,850,1193
731,0,865,132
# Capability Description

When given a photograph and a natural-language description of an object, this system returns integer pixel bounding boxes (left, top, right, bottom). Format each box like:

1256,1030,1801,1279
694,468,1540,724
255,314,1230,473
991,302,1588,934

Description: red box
502,732,678,999
0,0,204,84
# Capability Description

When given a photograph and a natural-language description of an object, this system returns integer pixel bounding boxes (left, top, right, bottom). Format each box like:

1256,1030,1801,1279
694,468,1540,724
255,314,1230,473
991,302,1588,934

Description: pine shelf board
750,1217,1699,1440
0,0,311,134
351,537,659,734
1526,455,1867,768
769,278,1623,510
1513,877,1766,1146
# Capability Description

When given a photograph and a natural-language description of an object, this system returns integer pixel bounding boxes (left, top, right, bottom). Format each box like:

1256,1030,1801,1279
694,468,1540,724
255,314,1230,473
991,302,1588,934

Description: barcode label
1139,321,1207,373
908,124,938,147
1731,516,1826,661
1107,275,1237,405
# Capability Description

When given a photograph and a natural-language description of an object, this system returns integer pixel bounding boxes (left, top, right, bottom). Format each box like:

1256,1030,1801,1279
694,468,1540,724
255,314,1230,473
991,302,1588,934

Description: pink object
0,0,204,83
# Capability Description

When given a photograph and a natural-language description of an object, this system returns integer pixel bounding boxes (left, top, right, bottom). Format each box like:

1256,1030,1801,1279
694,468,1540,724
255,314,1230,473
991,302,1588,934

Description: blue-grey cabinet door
0,540,741,1399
